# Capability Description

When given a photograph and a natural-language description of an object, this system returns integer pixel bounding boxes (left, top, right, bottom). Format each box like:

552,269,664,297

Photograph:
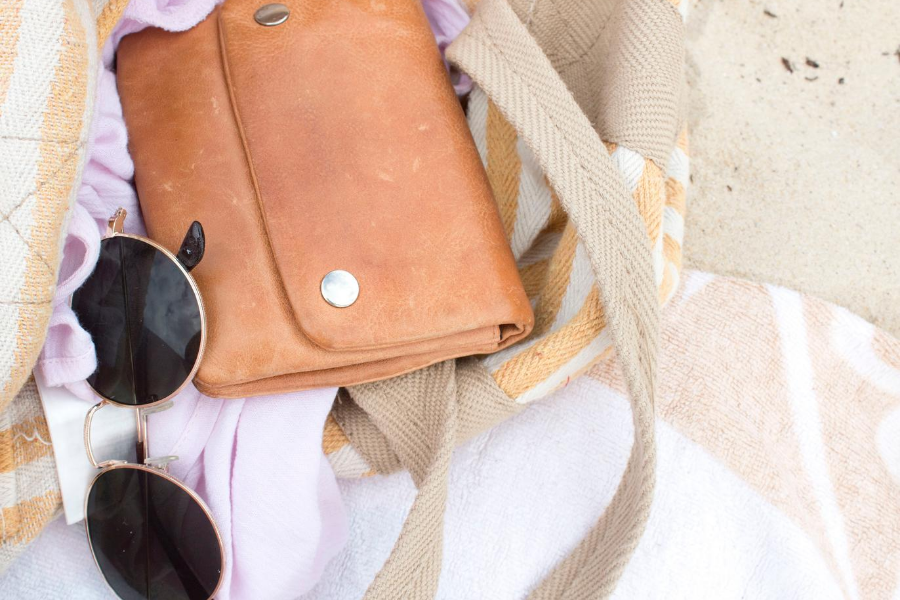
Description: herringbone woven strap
447,1,659,596
348,358,515,599
349,361,457,599
355,0,665,597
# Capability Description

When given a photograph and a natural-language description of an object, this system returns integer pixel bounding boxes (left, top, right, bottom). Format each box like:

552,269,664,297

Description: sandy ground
683,0,900,336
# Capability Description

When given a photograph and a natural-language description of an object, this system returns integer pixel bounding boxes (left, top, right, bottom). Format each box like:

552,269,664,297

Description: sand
683,0,900,336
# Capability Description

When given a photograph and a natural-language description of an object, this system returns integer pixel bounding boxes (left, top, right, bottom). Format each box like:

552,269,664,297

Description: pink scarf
37,0,471,598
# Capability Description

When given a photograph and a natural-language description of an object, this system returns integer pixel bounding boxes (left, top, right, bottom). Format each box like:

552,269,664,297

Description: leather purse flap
217,0,530,352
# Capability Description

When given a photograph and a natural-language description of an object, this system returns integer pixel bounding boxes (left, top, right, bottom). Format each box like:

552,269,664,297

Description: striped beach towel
0,0,127,571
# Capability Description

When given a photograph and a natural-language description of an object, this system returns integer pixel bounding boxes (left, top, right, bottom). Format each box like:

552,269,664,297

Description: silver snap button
321,270,359,308
254,3,290,26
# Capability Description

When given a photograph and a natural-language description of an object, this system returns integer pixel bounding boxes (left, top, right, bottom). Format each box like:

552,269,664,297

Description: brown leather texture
116,0,533,398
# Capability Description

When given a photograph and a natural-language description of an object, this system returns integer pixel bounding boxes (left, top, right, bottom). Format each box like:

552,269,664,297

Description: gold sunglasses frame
81,208,224,600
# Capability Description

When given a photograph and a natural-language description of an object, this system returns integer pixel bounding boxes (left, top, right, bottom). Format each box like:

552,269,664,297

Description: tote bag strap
448,0,660,596
358,0,663,597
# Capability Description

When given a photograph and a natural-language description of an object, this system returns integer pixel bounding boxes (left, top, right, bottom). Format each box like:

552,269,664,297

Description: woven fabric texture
1,0,97,412
0,378,59,574
0,0,126,571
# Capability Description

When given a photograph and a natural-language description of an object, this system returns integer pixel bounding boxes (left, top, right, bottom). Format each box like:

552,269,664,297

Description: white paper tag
34,366,137,524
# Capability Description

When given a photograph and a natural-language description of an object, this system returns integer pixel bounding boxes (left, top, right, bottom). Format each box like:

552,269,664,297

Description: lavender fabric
422,0,474,95
35,0,470,598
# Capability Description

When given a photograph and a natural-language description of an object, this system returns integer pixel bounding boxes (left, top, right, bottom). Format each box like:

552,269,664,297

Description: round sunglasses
73,208,224,600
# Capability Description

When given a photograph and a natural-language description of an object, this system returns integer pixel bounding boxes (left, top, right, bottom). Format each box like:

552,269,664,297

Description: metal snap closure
254,3,290,26
321,270,359,308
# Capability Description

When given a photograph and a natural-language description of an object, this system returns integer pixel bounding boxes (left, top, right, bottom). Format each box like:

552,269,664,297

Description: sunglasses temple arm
140,401,178,470
136,407,149,464
176,221,205,272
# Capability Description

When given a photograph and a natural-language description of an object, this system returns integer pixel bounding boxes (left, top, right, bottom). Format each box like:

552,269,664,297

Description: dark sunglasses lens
72,236,202,405
86,467,222,600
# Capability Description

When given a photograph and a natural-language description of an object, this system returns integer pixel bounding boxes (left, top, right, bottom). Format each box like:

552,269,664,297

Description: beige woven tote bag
0,0,687,586
322,0,688,597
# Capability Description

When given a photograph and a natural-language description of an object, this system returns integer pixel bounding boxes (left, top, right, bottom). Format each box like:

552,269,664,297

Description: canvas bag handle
357,0,674,596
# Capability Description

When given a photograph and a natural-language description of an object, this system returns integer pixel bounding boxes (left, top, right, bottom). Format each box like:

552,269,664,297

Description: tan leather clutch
116,0,533,398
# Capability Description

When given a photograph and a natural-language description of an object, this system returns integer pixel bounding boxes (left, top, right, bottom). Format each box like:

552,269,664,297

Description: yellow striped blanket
0,0,127,571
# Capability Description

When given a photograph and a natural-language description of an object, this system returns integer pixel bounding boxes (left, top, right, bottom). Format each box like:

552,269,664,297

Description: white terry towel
305,379,854,599
0,375,847,600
